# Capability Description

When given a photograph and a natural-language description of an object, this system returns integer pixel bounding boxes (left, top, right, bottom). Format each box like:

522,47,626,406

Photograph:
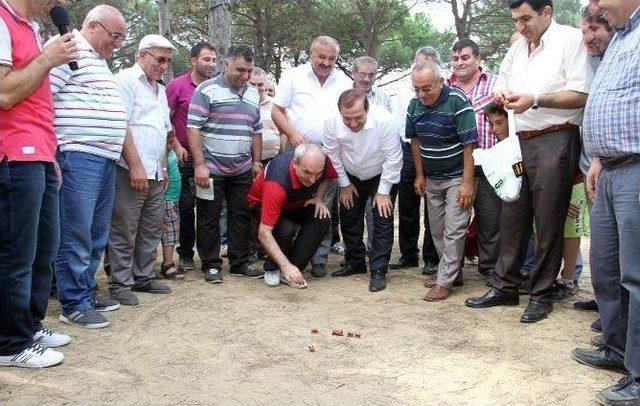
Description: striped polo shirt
48,31,127,161
405,85,477,178
187,74,262,177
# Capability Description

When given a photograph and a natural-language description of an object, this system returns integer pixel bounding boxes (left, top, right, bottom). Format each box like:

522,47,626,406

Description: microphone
49,6,78,70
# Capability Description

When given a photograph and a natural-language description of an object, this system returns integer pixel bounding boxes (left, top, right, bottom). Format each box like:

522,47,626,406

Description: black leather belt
600,154,640,170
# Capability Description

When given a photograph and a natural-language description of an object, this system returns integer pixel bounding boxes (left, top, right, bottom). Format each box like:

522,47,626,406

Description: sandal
160,263,183,279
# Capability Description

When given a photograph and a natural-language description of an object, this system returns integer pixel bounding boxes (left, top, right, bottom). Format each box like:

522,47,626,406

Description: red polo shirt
247,151,337,227
0,1,57,163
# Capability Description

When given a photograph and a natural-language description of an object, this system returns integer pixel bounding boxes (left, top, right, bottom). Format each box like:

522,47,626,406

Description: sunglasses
95,21,125,41
144,51,172,65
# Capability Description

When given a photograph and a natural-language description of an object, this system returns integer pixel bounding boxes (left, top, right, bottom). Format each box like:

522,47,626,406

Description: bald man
247,144,337,288
50,4,128,329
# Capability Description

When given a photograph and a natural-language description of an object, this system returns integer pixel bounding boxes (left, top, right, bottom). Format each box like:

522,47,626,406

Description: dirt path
0,241,619,406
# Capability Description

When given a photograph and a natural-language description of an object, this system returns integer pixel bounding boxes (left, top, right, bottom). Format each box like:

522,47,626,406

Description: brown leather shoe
423,284,451,301
424,276,436,288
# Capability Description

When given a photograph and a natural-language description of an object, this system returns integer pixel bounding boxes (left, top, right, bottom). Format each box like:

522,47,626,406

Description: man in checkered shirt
571,1,640,405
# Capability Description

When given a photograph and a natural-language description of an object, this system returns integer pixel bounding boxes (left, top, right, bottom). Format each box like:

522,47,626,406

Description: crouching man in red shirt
247,144,336,288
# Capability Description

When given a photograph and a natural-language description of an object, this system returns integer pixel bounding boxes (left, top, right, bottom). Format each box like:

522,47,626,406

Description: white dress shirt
274,63,351,145
115,63,172,180
496,20,593,132
323,105,402,194
387,76,415,143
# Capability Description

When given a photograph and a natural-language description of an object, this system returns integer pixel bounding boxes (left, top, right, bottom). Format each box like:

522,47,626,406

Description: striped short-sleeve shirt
406,85,477,178
187,74,262,176
48,31,127,161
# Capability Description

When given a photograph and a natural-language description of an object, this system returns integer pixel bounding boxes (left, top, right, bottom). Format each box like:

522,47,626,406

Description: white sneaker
264,270,281,287
0,343,64,368
32,327,71,348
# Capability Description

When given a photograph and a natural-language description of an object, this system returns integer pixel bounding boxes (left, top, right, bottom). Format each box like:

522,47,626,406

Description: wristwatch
532,94,540,110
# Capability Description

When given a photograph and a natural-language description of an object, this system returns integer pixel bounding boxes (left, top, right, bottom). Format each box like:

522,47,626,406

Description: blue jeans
591,162,640,379
54,151,116,315
0,160,59,355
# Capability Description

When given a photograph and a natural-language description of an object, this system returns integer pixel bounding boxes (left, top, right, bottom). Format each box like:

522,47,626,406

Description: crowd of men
0,0,638,404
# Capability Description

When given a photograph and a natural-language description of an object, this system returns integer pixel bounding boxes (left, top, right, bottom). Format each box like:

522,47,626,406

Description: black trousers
196,170,252,270
340,174,398,271
177,162,196,260
474,172,503,275
492,128,579,298
259,206,330,272
397,142,439,265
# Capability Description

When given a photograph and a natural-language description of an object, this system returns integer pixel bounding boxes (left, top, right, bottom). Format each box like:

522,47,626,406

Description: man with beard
188,44,263,284
166,42,217,273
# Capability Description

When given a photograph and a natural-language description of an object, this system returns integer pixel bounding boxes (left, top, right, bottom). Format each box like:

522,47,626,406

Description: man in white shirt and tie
323,89,402,292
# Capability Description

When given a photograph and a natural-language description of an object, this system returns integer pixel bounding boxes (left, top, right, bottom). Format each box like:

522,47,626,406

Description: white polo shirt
496,20,593,132
274,63,351,145
323,105,402,195
115,63,172,180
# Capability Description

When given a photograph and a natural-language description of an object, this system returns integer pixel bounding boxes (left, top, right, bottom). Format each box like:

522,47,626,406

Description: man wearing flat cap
107,34,176,306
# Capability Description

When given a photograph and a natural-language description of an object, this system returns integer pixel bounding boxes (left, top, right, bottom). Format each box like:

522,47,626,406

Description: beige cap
138,34,176,51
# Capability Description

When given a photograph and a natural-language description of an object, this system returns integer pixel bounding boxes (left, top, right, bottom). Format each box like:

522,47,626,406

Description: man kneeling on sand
247,144,336,288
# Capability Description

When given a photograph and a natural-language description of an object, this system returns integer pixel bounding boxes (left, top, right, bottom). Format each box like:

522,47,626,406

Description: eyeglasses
414,84,437,94
355,72,376,79
144,51,172,65
95,21,125,41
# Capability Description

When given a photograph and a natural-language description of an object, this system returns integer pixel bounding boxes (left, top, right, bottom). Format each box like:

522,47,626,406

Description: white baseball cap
138,34,176,51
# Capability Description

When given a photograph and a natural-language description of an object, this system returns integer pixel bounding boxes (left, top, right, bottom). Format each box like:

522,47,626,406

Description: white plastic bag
473,109,524,202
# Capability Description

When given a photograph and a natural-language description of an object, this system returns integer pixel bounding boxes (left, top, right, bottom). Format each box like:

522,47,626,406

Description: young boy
160,150,183,278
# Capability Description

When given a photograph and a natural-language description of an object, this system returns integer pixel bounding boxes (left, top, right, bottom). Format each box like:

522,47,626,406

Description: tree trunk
209,0,233,73
158,0,174,80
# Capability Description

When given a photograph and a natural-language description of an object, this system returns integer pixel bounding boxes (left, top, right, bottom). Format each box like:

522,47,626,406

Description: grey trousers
311,179,337,268
591,161,640,379
425,176,472,288
108,166,164,292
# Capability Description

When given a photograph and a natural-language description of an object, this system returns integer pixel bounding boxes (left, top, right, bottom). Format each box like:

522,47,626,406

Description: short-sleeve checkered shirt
583,6,640,158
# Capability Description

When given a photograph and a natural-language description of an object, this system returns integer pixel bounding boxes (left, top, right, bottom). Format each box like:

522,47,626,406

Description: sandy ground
0,240,623,406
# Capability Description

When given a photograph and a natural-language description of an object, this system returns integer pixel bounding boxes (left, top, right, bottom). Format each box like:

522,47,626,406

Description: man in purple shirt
166,42,217,272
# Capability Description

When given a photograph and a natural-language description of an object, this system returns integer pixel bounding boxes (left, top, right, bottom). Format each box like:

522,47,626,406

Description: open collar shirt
115,63,171,180
323,105,402,194
367,86,393,113
497,20,593,132
273,62,351,145
583,6,640,158
449,69,497,149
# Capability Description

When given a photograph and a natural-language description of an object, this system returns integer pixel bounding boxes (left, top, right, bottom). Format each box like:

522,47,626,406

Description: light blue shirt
584,6,640,158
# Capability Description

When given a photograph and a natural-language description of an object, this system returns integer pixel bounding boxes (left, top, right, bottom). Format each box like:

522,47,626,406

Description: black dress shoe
596,376,640,406
592,318,603,332
369,268,387,292
574,299,598,312
331,263,367,277
389,257,418,270
571,347,627,374
465,288,519,308
520,299,552,323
